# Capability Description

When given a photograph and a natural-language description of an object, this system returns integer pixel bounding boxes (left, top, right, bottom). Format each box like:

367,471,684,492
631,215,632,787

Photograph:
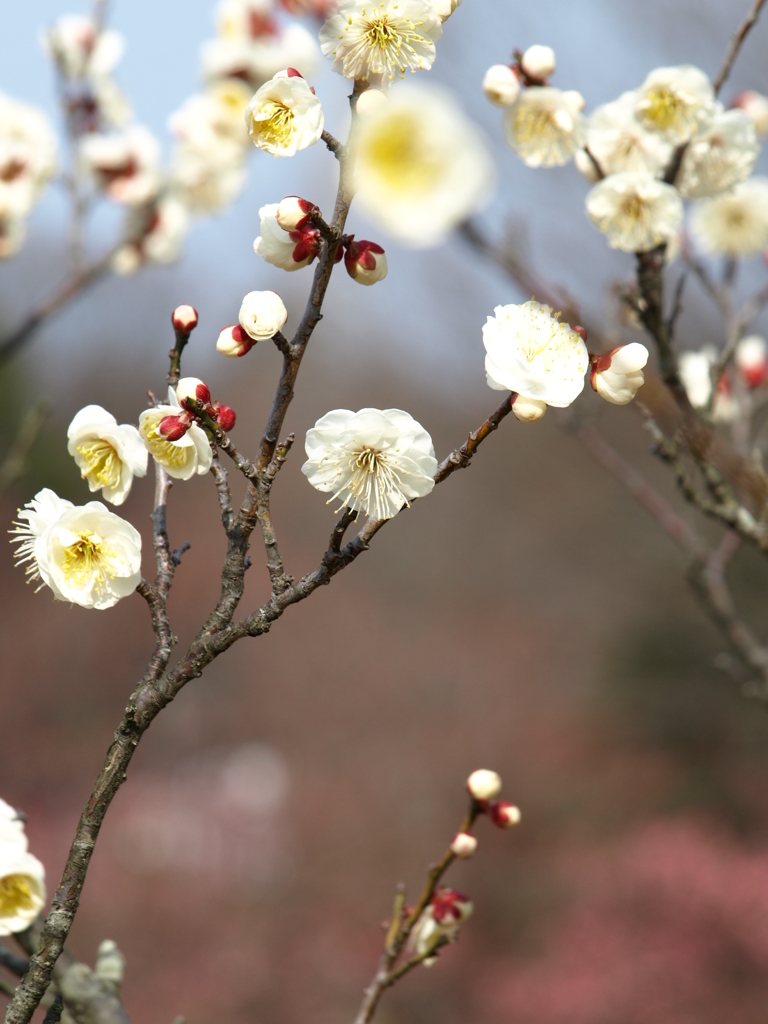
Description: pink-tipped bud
466,769,502,802
289,226,322,265
431,888,473,924
450,833,478,859
216,404,237,432
511,394,547,422
171,304,199,334
489,800,521,829
158,414,190,441
735,335,768,389
344,239,388,286
520,44,556,82
590,343,648,405
276,196,318,231
216,324,254,358
176,377,211,410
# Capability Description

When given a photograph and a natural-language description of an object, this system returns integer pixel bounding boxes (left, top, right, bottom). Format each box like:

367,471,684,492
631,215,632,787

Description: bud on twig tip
466,769,502,801
171,304,199,334
489,800,521,829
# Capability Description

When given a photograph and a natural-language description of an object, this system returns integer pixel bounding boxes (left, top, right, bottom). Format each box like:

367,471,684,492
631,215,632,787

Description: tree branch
713,0,767,94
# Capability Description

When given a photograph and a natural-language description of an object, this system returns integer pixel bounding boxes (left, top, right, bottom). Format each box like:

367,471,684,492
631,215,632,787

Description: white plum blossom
504,87,585,168
635,65,716,144
733,91,768,137
169,80,252,154
302,408,437,519
590,343,649,405
43,15,124,80
245,72,323,157
689,177,768,257
138,389,213,480
11,489,142,609
483,301,589,408
0,93,57,220
0,802,26,852
407,889,473,963
482,65,520,108
585,172,684,252
202,25,320,87
466,769,502,801
520,44,555,82
319,0,442,81
0,841,45,936
582,91,673,178
67,405,148,506
352,84,493,247
239,290,288,340
79,126,161,206
112,197,190,274
253,201,320,269
677,109,759,199
679,347,716,408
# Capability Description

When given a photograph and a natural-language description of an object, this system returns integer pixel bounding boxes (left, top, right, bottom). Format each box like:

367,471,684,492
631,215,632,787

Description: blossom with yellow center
504,86,585,168
585,171,683,253
138,388,213,480
245,72,323,157
581,90,673,179
635,65,715,144
67,405,147,506
10,488,141,609
319,0,442,81
0,858,45,936
483,301,589,408
689,177,768,257
302,408,437,519
677,109,758,199
352,83,493,246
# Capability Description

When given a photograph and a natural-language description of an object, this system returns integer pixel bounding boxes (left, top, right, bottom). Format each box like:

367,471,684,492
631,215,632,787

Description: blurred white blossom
11,489,142,609
352,83,493,246
504,87,585,168
582,91,672,178
482,65,520,108
67,405,148,506
733,91,768,137
689,177,768,257
677,109,759,199
635,65,715,144
586,172,683,252
80,125,162,205
302,408,437,519
0,837,45,936
484,301,589,408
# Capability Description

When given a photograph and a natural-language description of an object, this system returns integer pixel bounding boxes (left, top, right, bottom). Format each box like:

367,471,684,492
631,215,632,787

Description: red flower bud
344,238,388,285
171,304,199,334
216,404,237,432
488,800,521,829
158,414,190,441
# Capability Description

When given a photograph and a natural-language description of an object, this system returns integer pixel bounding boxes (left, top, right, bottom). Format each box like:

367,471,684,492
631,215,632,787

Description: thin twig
713,0,767,94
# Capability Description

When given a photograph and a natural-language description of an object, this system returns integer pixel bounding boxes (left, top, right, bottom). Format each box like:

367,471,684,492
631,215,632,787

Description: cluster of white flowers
486,53,767,258
0,799,46,936
0,93,57,258
678,336,768,423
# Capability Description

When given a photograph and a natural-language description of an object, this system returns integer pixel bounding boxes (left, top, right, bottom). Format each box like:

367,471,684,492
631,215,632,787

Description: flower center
726,209,746,227
144,423,189,469
0,874,35,917
257,102,295,147
61,530,117,588
513,106,565,145
642,87,685,130
362,114,444,192
76,439,121,488
620,193,648,223
365,16,399,50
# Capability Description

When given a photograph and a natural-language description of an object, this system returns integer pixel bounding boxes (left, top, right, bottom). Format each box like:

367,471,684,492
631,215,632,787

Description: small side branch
713,0,767,94
434,394,515,483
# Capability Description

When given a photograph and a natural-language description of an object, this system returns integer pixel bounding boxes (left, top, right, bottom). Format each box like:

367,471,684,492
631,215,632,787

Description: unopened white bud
216,324,253,358
276,196,317,232
521,44,556,81
590,343,648,405
176,377,211,409
466,769,502,801
450,832,478,858
512,394,547,422
171,304,198,333
356,88,388,118
482,64,520,107
239,290,289,342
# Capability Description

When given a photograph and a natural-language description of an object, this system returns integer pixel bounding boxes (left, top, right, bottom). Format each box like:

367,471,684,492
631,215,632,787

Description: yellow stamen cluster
256,102,295,148
0,874,35,918
143,424,188,469
61,530,117,587
328,445,409,517
512,106,562,146
77,439,121,489
641,87,685,131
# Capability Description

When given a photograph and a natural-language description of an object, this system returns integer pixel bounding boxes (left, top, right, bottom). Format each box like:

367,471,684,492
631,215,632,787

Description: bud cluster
482,44,556,107
465,768,521,830
159,376,237,441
